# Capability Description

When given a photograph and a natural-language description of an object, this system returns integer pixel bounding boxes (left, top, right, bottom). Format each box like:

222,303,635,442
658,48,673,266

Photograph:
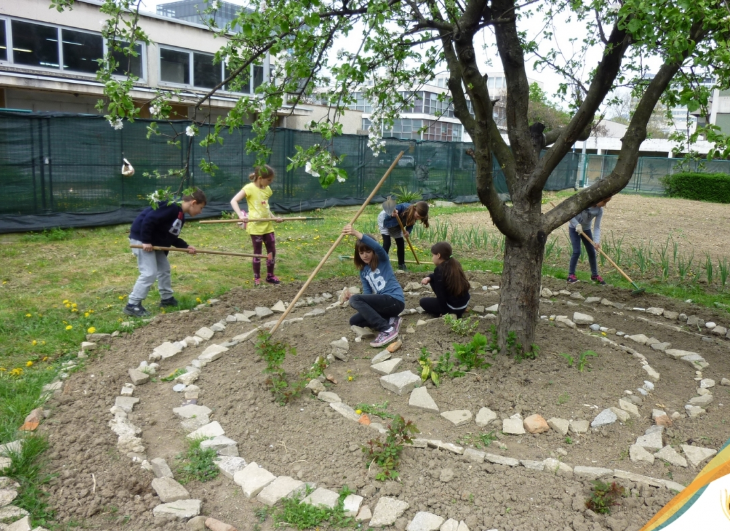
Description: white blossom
210,0,220,9
149,104,161,116
109,118,123,130
336,175,346,183
305,161,320,178
147,191,161,202
186,125,196,137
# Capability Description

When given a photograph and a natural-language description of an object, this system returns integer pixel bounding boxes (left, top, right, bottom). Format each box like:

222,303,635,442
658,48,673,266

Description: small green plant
457,431,497,449
433,351,465,380
585,480,626,515
559,352,574,367
452,333,491,370
558,393,571,405
564,436,573,445
577,350,598,372
362,415,419,481
719,258,729,289
704,252,714,285
418,348,441,386
443,314,479,336
160,368,186,381
272,485,355,529
355,401,395,420
392,184,423,203
175,437,219,484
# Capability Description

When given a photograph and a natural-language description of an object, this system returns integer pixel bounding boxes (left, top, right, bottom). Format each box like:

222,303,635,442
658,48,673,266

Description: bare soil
38,273,730,531
447,194,730,262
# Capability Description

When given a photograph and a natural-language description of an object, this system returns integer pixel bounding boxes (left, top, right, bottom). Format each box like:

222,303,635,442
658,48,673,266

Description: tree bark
497,228,545,352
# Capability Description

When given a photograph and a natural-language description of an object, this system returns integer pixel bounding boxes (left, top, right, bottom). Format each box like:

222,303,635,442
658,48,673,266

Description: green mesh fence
1,112,712,230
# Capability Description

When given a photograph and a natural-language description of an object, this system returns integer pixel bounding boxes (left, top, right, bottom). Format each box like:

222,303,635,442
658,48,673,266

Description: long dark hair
354,237,379,271
402,201,430,228
431,241,469,297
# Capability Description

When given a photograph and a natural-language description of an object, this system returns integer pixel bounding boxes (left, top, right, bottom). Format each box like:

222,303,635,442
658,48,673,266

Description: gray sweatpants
128,238,173,304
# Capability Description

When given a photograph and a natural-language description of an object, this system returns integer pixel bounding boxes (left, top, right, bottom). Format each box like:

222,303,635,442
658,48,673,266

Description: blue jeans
349,294,405,332
569,228,598,277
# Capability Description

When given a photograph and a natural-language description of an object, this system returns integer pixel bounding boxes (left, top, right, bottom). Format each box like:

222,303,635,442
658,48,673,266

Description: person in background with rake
567,196,612,285
379,200,430,271
230,165,283,286
124,188,207,317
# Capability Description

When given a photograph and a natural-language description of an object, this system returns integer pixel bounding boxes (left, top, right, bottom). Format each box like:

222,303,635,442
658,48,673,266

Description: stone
485,304,499,312
618,399,640,418
541,288,553,298
635,431,663,451
234,462,276,497
685,405,706,418
257,476,304,506
152,499,202,519
591,408,617,428
689,394,713,407
371,358,403,375
572,312,594,325
475,408,498,427
372,350,392,364
152,341,184,360
712,325,727,336
554,316,575,329
687,315,700,327
521,460,545,471
630,444,655,464
380,371,421,395
0,506,28,521
214,456,247,479
173,404,212,419
547,418,570,436
0,487,18,508
570,292,585,300
543,458,573,477
472,305,485,314
302,487,340,509
317,392,342,403
655,445,688,467
151,477,190,503
209,323,226,332
254,306,274,319
304,308,326,317
485,454,520,467
203,518,236,531
343,494,364,517
502,418,526,435
271,300,287,313
570,420,589,434
663,310,679,319
370,497,410,527
150,458,174,478
610,407,630,423
306,379,326,394
386,340,402,353
646,307,664,315
612,470,663,488
194,327,215,340
200,436,238,456
463,448,485,463
574,466,613,481
356,505,372,522
665,348,698,360
114,396,139,413
523,414,549,434
352,325,375,338
722,378,730,386
6,516,31,531
199,344,229,363
407,512,445,531
699,378,715,389
187,421,225,440
651,342,671,352
706,321,717,329
127,368,149,386
441,410,472,426
409,387,439,412
330,402,361,422
626,334,649,345
681,445,717,467
441,519,459,531
642,365,661,382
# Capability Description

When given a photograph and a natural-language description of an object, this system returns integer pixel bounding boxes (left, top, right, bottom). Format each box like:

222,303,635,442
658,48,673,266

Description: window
160,48,190,84
193,52,220,89
111,42,143,78
62,29,103,74
253,64,264,90
225,63,250,93
349,92,371,113
12,20,59,68
0,20,6,62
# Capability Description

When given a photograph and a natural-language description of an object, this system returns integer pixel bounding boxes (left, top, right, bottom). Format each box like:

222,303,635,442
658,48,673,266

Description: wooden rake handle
130,245,268,259
269,151,405,335
394,214,420,264
199,217,323,224
576,231,633,284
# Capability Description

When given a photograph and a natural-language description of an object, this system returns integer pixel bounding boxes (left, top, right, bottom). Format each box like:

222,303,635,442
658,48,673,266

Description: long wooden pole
130,245,267,259
269,151,405,335
199,217,323,224
393,214,420,264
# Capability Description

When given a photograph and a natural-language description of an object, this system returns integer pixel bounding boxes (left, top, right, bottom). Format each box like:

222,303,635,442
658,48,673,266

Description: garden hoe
382,196,420,264
575,226,646,295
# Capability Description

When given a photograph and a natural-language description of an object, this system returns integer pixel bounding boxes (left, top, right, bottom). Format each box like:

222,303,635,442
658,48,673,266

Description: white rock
441,410,472,427
151,477,190,503
370,497,410,527
214,456,247,479
705,321,716,329
271,300,287,313
681,445,717,467
591,408,617,428
256,477,304,507
689,394,713,407
152,499,201,518
573,466,613,481
569,420,589,434
502,418,525,435
302,487,340,509
475,408,497,427
700,378,715,389
635,431,663,450
485,304,499,312
610,407,630,423
153,341,183,359
343,494,364,517
194,327,215,341
409,387,439,412
485,454,520,467
542,458,573,477
317,392,341,403
173,404,212,419
521,460,545,471
234,462,276,497
187,421,224,440
626,334,649,345
463,449,485,463
371,358,403,375
380,371,421,395
199,344,229,363
654,445,688,467
330,402,361,422
572,312,594,325
407,511,445,531
200,436,238,456
646,307,664,316
114,396,139,413
547,418,570,435
629,444,655,464
371,350,392,364
685,405,706,418
618,399,640,418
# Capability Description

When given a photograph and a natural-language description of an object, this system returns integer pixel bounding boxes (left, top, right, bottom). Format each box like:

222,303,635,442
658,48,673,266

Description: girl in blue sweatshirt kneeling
341,224,405,348
420,241,471,318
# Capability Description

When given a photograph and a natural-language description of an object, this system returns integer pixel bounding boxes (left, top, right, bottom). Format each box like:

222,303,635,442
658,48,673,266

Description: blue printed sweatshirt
129,202,188,248
381,203,414,234
358,234,405,303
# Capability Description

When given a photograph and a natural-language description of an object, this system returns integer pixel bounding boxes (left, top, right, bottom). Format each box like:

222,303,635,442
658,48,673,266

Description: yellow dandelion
26,361,33,367
87,327,96,334
348,376,353,381
65,303,71,308
71,303,77,308
196,297,202,303
42,356,49,362
63,299,69,303
72,308,78,312
32,340,37,346
0,368,5,372
41,341,45,345
84,312,90,318
25,313,32,317
65,325,72,330
355,409,362,415
118,295,124,300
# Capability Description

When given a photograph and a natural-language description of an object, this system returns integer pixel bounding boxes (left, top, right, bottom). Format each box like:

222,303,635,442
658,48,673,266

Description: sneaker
567,274,579,284
591,275,606,285
160,297,178,307
254,277,261,287
397,263,408,272
123,303,150,317
370,326,399,348
266,275,281,285
389,316,403,335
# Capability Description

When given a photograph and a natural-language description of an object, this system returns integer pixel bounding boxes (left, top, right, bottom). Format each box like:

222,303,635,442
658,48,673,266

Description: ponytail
249,164,275,183
431,241,469,297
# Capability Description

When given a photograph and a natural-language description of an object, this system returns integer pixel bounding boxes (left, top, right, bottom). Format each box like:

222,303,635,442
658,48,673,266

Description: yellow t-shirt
243,183,275,235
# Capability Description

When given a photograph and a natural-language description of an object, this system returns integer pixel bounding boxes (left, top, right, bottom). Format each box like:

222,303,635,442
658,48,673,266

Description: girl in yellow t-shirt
230,165,283,286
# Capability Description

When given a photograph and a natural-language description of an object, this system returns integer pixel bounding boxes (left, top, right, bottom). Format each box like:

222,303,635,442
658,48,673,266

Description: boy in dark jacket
124,189,206,316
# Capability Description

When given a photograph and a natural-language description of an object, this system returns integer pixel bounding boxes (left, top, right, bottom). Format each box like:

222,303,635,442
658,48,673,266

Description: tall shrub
661,172,730,203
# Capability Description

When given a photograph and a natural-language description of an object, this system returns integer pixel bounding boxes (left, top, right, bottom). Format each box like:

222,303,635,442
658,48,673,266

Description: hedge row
661,172,730,203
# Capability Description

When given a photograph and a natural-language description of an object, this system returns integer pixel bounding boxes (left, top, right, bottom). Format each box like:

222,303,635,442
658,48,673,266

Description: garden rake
575,226,645,295
382,196,420,264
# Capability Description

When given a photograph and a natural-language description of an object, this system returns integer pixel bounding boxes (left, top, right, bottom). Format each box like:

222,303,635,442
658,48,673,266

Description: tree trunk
497,233,545,353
